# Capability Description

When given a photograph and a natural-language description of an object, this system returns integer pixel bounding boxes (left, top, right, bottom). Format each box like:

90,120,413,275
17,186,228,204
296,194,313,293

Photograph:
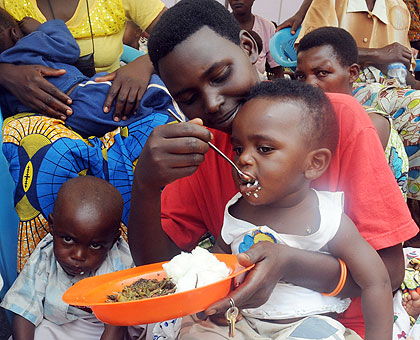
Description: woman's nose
203,88,224,115
305,76,319,87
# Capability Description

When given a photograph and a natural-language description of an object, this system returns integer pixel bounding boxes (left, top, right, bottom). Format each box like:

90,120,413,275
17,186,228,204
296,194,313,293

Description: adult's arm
100,325,127,340
276,0,312,34
128,121,212,265
12,314,35,340
95,7,167,121
205,242,403,316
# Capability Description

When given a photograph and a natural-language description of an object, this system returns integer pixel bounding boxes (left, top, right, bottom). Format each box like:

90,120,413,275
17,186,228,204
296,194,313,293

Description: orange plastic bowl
62,254,253,325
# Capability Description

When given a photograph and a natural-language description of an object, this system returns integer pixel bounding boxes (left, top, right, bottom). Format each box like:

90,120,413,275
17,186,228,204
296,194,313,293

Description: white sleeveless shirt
221,190,351,320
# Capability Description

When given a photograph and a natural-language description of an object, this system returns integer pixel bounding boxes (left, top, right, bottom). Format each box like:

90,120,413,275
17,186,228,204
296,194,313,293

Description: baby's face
295,45,353,95
50,207,119,276
231,98,311,207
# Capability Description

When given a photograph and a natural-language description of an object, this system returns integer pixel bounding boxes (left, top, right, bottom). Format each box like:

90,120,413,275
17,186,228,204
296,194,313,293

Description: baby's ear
48,213,55,234
304,148,332,180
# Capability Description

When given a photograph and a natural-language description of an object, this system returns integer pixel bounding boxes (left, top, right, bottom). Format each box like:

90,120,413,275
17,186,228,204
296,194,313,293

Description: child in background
123,21,149,54
228,0,283,79
179,80,393,340
295,26,409,198
0,10,174,137
1,176,138,340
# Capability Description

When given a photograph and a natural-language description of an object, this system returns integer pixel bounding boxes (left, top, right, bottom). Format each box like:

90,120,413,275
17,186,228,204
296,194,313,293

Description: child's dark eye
257,146,274,153
62,236,74,244
90,243,102,250
212,66,231,85
232,145,243,155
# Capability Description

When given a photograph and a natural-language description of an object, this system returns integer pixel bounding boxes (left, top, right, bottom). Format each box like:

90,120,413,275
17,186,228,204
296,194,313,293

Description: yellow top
1,0,164,72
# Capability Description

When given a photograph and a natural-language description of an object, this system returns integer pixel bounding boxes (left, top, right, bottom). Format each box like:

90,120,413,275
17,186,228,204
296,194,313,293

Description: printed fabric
363,106,409,198
2,81,177,272
353,68,420,200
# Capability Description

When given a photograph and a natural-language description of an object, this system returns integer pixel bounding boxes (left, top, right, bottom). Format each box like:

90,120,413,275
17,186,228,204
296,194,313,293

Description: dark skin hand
100,324,127,340
128,120,212,265
276,0,312,34
0,63,72,120
12,314,35,340
95,8,167,122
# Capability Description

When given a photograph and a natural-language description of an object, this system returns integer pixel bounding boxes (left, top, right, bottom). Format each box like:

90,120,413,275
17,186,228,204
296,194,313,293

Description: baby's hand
19,17,41,35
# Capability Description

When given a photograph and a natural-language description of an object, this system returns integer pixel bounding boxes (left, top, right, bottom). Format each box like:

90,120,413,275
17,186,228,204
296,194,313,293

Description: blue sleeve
0,20,80,65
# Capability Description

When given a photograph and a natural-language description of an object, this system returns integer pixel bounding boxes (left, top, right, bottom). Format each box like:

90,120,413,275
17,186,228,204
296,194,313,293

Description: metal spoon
166,108,252,182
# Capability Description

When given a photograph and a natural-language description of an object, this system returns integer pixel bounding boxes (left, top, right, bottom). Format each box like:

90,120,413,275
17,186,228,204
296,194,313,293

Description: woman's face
158,27,260,134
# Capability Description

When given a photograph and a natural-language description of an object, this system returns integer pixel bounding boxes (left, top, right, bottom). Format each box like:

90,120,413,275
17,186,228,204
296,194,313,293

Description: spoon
166,108,253,182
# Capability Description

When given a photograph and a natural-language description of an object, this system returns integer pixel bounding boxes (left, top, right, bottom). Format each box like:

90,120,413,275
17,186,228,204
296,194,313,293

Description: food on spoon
106,247,230,302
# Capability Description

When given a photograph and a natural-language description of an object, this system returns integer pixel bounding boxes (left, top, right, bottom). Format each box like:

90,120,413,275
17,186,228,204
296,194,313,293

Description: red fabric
161,92,418,337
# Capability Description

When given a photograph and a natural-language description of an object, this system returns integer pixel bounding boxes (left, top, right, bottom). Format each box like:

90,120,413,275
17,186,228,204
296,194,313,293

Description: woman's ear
239,29,259,65
348,63,360,84
304,148,332,180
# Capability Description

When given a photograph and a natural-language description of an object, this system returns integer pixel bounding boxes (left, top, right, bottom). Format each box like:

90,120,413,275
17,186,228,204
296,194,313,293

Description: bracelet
322,258,347,297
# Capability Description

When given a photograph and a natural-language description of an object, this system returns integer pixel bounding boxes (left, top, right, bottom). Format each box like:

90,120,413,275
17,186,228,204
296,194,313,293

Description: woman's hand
276,12,305,35
95,54,155,122
0,64,72,119
205,242,286,316
134,119,212,190
360,42,413,72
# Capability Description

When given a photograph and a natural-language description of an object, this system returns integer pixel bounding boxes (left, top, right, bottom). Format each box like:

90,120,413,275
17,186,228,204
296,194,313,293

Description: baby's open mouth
239,175,261,198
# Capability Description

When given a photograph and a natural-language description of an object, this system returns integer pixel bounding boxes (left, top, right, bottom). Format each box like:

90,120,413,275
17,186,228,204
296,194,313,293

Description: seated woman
0,0,172,272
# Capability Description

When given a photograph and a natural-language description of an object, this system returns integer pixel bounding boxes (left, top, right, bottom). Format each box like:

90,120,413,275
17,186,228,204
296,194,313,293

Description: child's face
158,26,260,134
231,98,312,206
295,45,354,95
229,0,255,15
50,207,119,276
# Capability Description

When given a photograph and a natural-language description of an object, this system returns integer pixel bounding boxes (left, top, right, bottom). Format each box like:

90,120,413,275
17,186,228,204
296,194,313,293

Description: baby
1,176,137,339
179,79,393,340
0,9,174,137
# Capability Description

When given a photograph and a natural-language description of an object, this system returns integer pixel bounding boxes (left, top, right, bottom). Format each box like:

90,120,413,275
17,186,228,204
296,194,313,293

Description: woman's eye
90,243,102,250
318,70,329,77
212,66,231,85
179,94,197,106
62,236,73,244
295,73,305,81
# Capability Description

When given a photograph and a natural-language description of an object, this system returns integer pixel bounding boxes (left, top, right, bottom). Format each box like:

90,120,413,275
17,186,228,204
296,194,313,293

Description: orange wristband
322,258,347,297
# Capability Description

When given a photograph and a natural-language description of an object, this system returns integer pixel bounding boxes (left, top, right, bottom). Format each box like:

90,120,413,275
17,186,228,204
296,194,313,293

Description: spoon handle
166,109,248,179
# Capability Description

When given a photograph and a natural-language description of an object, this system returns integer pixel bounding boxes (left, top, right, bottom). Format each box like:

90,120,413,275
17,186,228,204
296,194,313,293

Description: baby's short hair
0,8,18,51
248,79,339,154
0,8,18,32
297,27,358,67
148,0,241,73
54,176,123,232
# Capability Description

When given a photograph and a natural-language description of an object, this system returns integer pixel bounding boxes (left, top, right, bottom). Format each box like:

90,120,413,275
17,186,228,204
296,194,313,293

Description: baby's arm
328,213,393,340
12,314,35,340
100,324,127,340
19,17,41,35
